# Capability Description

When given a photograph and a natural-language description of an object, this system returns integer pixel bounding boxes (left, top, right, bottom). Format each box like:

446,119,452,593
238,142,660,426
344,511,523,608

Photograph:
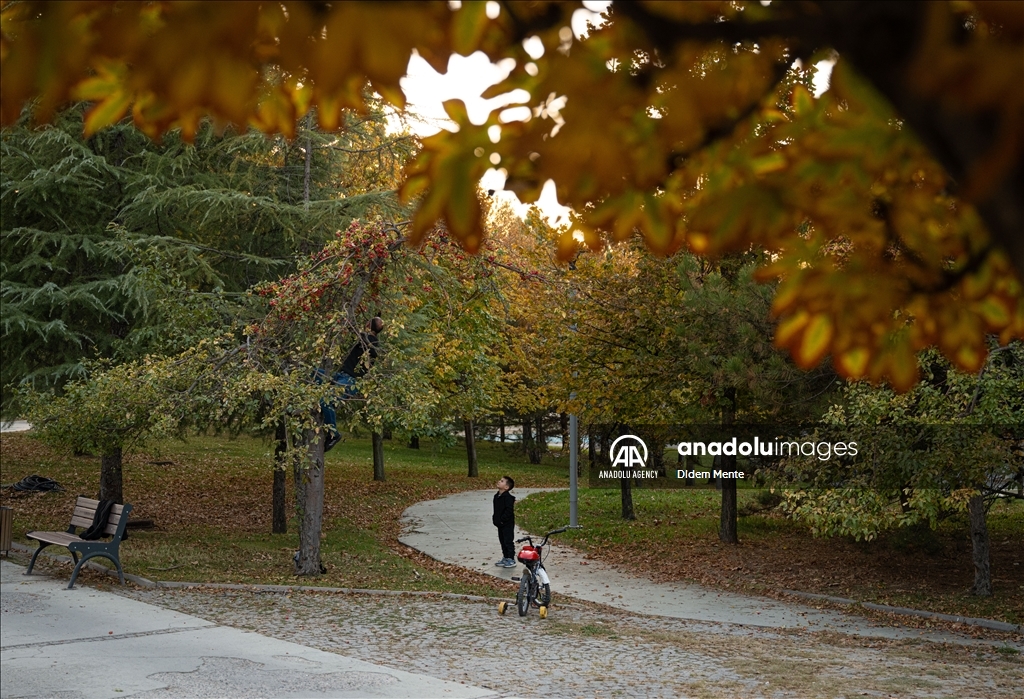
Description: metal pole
567,317,581,529
569,413,579,528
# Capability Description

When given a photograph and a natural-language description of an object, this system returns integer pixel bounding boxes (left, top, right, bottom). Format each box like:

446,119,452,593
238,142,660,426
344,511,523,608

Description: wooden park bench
26,496,133,589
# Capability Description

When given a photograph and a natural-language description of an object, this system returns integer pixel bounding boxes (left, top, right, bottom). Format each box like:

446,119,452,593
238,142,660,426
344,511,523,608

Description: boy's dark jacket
492,490,515,527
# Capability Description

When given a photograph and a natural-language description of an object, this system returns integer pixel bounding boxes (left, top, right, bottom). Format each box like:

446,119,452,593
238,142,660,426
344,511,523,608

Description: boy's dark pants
497,523,515,560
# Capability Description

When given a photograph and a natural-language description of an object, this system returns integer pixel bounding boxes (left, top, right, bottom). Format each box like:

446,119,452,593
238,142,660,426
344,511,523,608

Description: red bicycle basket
517,546,539,562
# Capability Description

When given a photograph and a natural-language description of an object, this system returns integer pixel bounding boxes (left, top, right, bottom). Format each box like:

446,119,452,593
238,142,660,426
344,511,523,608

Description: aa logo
610,435,648,470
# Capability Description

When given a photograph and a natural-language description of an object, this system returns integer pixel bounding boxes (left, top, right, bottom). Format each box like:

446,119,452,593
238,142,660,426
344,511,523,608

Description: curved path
400,489,1018,647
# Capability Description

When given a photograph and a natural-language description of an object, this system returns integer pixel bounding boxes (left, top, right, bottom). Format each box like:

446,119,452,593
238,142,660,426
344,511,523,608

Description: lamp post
569,409,579,528
567,308,583,529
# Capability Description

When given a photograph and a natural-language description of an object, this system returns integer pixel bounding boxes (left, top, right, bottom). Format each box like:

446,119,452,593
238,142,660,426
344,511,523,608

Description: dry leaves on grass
572,520,1024,626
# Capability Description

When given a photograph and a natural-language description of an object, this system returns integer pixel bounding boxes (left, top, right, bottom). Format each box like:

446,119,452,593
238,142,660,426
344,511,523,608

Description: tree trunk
408,435,420,449
588,426,596,467
465,419,478,477
526,414,543,464
650,433,665,477
559,412,569,452
681,454,694,486
719,477,738,543
499,416,505,443
620,475,635,520
293,427,325,576
719,387,739,544
272,418,288,534
372,431,386,481
523,418,541,464
968,494,992,596
382,426,392,440
99,446,124,504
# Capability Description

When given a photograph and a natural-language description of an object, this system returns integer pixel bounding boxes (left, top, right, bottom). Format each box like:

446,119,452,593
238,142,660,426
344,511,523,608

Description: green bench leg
26,542,79,576
25,541,49,575
67,549,123,589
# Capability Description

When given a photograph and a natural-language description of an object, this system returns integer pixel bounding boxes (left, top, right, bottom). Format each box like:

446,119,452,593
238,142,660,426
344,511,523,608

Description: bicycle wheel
538,583,551,607
517,570,532,616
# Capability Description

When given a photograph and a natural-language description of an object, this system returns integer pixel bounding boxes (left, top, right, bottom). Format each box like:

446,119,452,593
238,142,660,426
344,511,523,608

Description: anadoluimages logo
609,434,648,469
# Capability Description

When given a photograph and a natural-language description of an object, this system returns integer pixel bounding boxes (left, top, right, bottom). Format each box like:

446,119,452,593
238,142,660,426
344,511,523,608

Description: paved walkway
3,492,1021,698
399,489,1022,646
0,560,500,699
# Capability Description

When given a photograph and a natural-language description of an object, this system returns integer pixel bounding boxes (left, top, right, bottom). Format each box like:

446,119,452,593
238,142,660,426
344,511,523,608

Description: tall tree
2,104,403,411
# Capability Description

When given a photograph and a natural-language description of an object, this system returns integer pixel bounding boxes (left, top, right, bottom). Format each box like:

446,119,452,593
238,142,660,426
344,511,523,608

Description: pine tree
2,103,406,412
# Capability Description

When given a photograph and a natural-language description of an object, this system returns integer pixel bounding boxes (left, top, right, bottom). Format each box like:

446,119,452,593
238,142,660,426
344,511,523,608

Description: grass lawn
0,431,567,596
518,486,1024,626
3,430,1021,627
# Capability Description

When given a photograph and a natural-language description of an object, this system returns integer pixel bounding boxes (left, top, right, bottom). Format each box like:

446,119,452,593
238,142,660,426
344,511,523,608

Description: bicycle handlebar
515,527,569,545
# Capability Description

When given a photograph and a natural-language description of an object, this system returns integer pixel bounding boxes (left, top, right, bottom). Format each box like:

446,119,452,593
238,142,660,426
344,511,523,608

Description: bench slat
72,502,126,518
70,499,125,535
27,531,82,546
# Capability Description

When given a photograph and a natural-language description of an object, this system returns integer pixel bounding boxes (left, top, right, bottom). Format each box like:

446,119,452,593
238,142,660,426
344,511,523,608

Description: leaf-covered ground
3,431,1021,634
0,431,560,596
518,488,1024,629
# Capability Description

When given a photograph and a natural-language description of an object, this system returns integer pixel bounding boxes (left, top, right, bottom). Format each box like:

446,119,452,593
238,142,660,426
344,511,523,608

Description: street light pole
569,412,579,528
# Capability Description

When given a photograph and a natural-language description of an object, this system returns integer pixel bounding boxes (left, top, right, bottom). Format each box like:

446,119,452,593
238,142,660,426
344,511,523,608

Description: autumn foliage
2,1,1022,390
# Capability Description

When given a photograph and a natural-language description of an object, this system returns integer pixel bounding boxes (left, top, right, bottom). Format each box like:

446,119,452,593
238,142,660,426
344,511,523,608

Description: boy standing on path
493,476,517,568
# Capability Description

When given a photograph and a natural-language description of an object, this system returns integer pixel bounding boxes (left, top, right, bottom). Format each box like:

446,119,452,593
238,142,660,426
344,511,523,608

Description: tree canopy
1,101,405,409
2,0,1021,391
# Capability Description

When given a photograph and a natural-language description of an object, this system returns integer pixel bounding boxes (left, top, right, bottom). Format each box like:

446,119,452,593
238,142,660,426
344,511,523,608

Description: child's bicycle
498,527,567,619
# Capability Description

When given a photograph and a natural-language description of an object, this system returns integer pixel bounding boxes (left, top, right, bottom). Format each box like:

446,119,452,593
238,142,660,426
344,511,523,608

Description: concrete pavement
399,489,1023,647
0,560,500,699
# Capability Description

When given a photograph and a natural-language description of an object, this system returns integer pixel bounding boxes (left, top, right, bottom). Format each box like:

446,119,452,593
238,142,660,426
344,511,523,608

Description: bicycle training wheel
498,601,508,615
517,571,532,616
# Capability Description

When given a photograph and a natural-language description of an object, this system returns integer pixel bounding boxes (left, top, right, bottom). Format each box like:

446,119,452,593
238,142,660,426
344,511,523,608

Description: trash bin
0,506,12,556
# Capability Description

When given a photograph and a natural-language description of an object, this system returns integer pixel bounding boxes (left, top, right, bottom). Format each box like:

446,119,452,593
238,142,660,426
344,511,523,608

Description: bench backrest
69,496,129,537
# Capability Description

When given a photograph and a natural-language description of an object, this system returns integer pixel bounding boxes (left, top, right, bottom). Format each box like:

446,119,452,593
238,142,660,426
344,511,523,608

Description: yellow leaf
770,279,802,317
82,89,132,136
750,152,786,176
976,295,1010,328
835,347,869,378
888,341,919,392
794,313,833,368
774,310,810,348
954,343,985,373
791,84,813,116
